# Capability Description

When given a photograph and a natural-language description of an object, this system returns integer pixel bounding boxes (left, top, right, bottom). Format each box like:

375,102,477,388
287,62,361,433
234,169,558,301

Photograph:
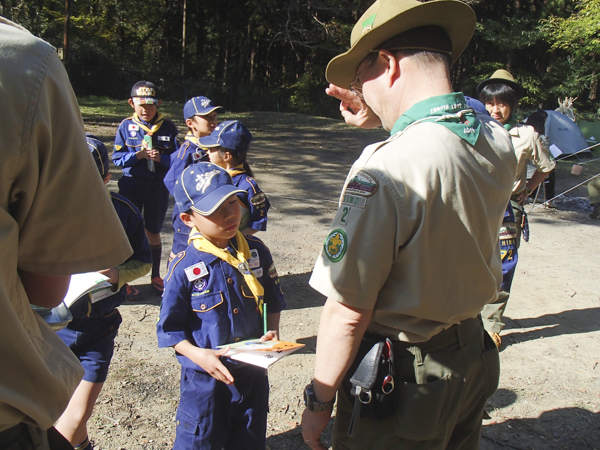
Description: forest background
2,0,599,120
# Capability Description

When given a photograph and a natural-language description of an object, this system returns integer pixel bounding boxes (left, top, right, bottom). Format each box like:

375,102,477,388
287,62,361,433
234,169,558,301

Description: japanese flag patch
128,124,139,131
185,262,208,282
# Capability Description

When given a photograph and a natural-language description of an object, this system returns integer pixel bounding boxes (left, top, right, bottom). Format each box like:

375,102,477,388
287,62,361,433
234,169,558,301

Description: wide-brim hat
325,0,476,88
174,163,245,216
476,69,523,98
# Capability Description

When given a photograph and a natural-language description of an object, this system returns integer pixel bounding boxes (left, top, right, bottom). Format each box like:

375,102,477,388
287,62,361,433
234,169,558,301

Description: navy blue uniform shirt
113,114,179,179
231,171,270,232
157,234,286,372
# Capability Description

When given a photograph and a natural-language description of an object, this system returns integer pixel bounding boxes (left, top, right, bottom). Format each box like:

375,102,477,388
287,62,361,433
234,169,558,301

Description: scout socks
150,244,162,279
74,437,93,450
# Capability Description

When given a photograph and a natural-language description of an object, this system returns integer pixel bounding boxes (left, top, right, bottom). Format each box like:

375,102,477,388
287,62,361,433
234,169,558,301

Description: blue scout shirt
157,234,286,372
113,113,179,180
230,170,270,232
165,136,209,253
69,192,152,319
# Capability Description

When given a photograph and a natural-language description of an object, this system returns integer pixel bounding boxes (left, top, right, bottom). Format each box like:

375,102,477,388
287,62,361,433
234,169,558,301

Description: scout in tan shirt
300,1,516,449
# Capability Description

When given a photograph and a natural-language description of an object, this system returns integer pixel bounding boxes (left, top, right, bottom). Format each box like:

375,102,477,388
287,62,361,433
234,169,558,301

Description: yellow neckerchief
132,112,165,136
189,227,264,314
185,132,201,146
227,164,246,178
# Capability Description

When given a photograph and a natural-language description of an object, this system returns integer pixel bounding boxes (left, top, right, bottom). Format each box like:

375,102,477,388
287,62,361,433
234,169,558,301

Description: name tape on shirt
185,262,208,282
341,194,367,208
158,136,171,141
345,171,377,197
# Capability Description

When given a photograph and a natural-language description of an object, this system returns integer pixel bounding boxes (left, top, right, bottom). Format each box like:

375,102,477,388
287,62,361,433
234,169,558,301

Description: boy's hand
187,345,234,384
260,330,279,342
135,147,151,160
325,84,382,129
98,268,119,284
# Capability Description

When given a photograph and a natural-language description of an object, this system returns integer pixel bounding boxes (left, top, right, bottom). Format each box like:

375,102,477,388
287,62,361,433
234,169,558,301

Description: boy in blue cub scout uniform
157,162,286,450
164,96,223,258
113,81,179,294
202,120,270,236
55,135,152,450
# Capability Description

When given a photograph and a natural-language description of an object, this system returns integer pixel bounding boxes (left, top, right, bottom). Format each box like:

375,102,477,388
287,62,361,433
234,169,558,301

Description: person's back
0,17,131,447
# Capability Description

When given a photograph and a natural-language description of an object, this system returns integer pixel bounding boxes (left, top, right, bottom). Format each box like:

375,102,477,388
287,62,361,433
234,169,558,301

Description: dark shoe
126,284,142,301
151,276,164,294
590,203,600,219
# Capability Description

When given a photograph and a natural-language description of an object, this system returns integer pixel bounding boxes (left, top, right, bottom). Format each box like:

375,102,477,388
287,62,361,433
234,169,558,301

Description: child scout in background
55,135,152,450
202,120,270,236
156,162,286,450
164,96,223,259
112,80,179,294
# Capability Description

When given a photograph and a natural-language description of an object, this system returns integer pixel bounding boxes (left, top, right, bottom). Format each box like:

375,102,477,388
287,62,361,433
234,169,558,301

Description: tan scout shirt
0,17,132,431
310,116,516,342
510,122,555,194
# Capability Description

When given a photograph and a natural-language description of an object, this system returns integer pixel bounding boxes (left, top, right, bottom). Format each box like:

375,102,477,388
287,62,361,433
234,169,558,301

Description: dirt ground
83,111,599,449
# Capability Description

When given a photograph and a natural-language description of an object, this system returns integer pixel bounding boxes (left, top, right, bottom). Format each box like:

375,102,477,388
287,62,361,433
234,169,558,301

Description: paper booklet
63,272,113,308
217,339,305,369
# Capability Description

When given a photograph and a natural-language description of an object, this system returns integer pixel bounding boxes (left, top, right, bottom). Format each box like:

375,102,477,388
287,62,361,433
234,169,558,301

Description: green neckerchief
504,116,517,131
390,93,480,146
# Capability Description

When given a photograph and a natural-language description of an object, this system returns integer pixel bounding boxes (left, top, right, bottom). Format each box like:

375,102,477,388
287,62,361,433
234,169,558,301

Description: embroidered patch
340,206,351,225
195,169,221,193
324,229,347,263
250,192,267,206
345,171,377,197
158,136,170,141
129,131,137,138
114,145,122,151
192,277,208,292
268,263,278,279
128,124,139,131
252,267,264,278
341,194,367,208
184,262,208,281
362,14,376,33
248,249,260,269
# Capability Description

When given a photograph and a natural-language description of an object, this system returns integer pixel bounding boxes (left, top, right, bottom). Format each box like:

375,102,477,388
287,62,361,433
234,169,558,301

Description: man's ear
128,98,135,109
378,49,400,88
180,212,195,228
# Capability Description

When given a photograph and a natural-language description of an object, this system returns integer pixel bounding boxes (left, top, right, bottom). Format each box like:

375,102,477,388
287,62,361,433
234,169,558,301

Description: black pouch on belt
345,334,395,436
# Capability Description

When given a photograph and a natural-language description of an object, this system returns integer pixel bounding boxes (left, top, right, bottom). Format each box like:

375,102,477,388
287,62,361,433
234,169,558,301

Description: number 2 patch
340,206,350,225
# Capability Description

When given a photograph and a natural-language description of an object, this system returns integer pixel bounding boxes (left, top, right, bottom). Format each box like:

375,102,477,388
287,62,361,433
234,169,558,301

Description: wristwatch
304,381,335,412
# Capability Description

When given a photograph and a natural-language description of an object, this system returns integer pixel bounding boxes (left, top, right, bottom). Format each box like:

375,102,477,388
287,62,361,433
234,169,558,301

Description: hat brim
187,106,225,119
476,78,523,98
191,186,246,216
325,0,475,88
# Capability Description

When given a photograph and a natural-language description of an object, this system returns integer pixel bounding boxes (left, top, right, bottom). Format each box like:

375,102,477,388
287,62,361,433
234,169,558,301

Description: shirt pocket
191,292,224,313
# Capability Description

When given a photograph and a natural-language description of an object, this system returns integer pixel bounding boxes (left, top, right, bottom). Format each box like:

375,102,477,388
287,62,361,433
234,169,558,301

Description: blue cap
86,134,110,177
183,96,224,120
199,120,252,154
174,162,245,216
465,95,490,116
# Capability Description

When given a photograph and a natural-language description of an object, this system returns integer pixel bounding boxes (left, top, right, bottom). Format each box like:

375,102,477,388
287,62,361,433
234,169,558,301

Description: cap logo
195,169,221,193
200,98,210,107
134,87,156,97
362,14,376,34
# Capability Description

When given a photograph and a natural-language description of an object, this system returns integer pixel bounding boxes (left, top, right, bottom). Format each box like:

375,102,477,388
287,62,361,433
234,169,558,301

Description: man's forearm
312,298,372,403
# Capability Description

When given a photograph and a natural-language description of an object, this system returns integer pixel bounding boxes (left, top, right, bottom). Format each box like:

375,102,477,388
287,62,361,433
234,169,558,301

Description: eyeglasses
349,53,378,99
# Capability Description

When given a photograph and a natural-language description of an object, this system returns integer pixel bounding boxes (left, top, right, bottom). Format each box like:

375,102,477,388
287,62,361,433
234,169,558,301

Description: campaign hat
174,162,245,216
476,69,523,98
325,0,476,88
199,120,252,155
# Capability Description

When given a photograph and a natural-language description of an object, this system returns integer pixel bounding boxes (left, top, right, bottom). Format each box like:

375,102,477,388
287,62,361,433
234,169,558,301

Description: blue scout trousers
333,317,500,450
173,364,269,450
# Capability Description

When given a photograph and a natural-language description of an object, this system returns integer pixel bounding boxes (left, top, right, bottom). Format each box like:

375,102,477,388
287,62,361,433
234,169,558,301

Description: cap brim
133,97,159,105
191,186,246,216
198,135,221,148
325,0,475,88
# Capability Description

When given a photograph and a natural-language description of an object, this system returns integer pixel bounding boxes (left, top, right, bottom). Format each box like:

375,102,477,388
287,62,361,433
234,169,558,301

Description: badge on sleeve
324,229,348,263
345,171,378,197
185,262,208,281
